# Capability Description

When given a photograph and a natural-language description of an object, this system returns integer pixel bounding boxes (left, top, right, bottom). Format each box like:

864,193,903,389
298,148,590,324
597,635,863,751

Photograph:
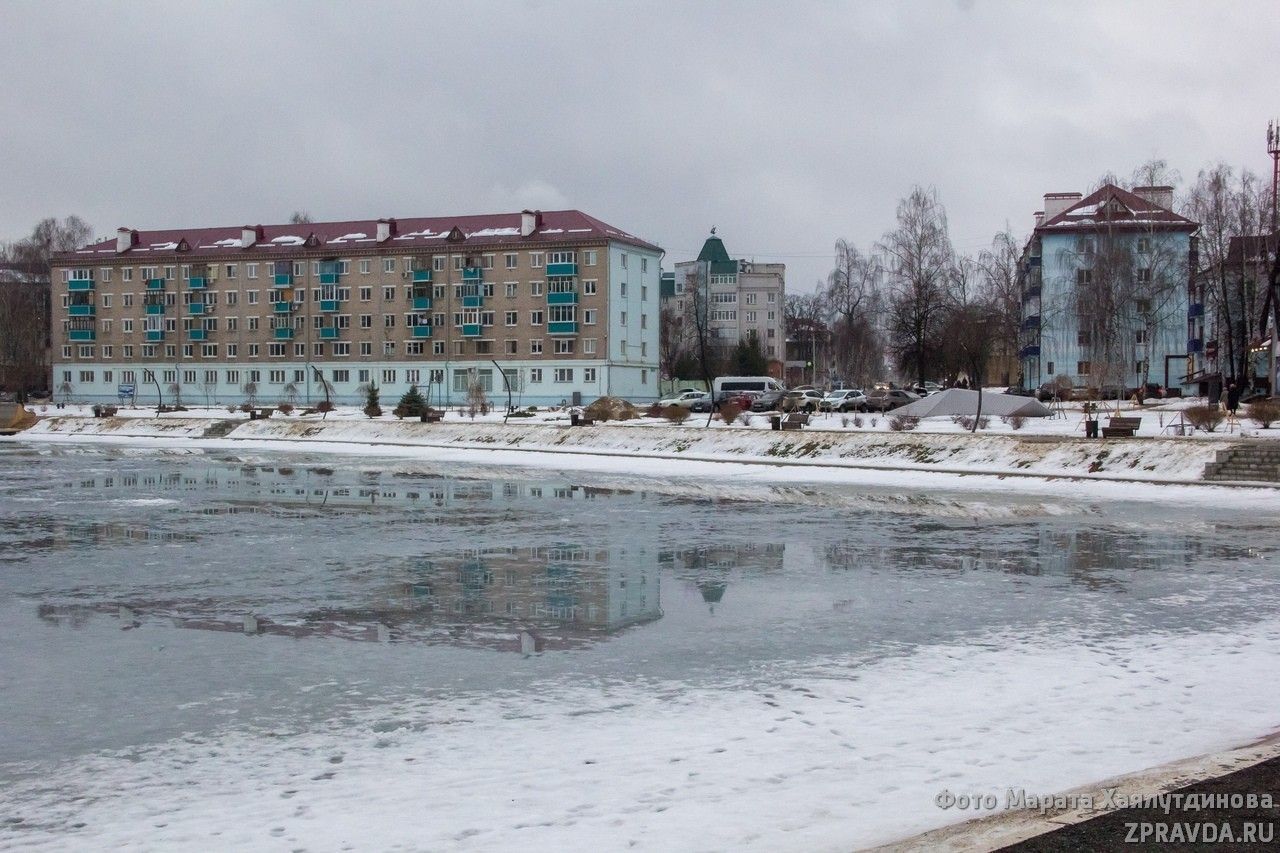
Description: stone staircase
199,419,240,439
1203,442,1280,483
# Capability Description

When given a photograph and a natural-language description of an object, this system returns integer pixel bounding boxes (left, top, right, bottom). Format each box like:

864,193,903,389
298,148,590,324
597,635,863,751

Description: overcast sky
2,1,1276,290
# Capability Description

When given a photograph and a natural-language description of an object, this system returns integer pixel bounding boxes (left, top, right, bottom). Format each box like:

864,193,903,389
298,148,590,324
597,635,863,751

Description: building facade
1018,185,1198,394
50,210,662,406
664,233,785,371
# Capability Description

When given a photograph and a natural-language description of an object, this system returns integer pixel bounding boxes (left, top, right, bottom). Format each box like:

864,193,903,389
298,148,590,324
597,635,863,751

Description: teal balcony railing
548,321,578,335
547,291,578,305
546,262,577,277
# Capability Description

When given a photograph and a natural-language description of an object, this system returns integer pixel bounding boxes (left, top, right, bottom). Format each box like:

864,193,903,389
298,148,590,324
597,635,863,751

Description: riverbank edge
7,415,1275,489
862,731,1280,852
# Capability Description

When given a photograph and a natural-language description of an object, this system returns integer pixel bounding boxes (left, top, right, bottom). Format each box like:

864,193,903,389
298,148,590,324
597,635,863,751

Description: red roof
1037,184,1197,232
57,209,661,262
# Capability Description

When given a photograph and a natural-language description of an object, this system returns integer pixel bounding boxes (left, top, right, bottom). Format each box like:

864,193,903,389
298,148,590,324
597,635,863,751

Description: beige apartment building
51,210,663,406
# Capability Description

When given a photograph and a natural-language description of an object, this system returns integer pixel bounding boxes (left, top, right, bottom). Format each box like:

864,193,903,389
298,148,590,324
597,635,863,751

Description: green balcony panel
188,303,207,315
320,299,340,312
68,303,95,317
547,291,578,305
320,327,339,340
145,330,164,342
68,279,94,292
145,278,166,290
189,328,208,342
69,329,95,341
462,267,482,281
412,296,432,311
144,303,165,315
461,295,484,308
461,323,481,337
274,273,293,286
273,301,294,313
319,273,340,284
188,277,207,289
546,262,577,277
273,327,294,340
412,325,433,339
548,321,578,335
411,269,432,282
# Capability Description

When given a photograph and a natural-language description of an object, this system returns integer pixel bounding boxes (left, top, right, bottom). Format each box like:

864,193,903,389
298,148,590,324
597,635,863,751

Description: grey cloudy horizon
2,0,1276,292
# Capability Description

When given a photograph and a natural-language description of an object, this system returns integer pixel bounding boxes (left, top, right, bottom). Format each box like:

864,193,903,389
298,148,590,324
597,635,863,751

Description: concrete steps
1203,443,1280,482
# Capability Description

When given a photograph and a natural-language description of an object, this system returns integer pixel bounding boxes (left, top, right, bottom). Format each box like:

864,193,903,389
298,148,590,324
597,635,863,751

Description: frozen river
2,441,1280,851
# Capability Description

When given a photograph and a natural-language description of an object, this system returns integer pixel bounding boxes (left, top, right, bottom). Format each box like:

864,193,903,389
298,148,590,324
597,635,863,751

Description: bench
248,407,274,421
779,412,809,431
1102,416,1141,438
419,411,442,423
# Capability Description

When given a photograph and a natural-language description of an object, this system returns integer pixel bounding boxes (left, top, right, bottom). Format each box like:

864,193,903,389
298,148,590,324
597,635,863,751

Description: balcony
320,326,339,340
189,328,208,342
274,273,294,287
188,302,207,316
1021,314,1041,331
461,294,484,308
412,296,432,311
461,323,482,337
320,299,340,312
1019,345,1041,358
547,290,578,305
1189,302,1205,318
1021,284,1041,301
462,267,482,281
273,327,294,340
188,276,208,289
548,321,578,335
546,262,578,277
272,301,294,313
412,325,433,339
412,269,432,283
319,272,340,285
1187,338,1204,353
144,303,165,315
68,303,95,317
145,330,164,342
146,278,166,290
68,278,94,292
69,328,95,341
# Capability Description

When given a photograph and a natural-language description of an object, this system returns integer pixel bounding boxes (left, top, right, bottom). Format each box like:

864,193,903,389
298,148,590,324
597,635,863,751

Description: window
268,343,285,357
583,338,596,354
269,369,285,384
554,339,574,354
382,341,394,355
621,283,627,297
123,319,134,333
78,345,94,358
620,311,627,325
79,370,95,383
1137,268,1151,284
530,281,543,297
1135,330,1146,344
584,367,597,382
481,254,494,270
61,345,71,359
358,370,369,384
583,280,597,296
620,253,628,269
384,258,396,274
122,268,133,282
745,312,756,323
102,268,113,283
358,286,372,302
432,341,444,355
505,311,518,326
122,293,133,308
1076,237,1095,255
1137,238,1151,254
584,309,597,325
529,368,543,383
1076,269,1092,286
122,345,133,358
529,339,543,354
505,339,518,355
475,340,492,355
432,255,445,272
359,259,371,275
552,367,574,383
246,290,259,305
361,342,372,356
505,282,518,298
530,252,544,268
245,263,258,280
382,285,395,301
641,258,648,273
385,314,396,328
1077,330,1091,346
640,314,647,329
505,253,518,269
1046,361,1055,375
102,348,112,359
641,369,648,385
584,250,597,266
530,310,543,326
1077,361,1091,375
360,314,373,329
224,264,237,279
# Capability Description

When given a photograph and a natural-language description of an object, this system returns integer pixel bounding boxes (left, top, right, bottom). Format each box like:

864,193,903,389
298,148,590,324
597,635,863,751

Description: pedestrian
1219,384,1228,412
1227,383,1240,414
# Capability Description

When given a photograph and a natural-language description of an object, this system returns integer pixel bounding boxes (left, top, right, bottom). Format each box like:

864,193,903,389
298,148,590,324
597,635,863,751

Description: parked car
780,389,823,413
820,389,867,412
864,389,920,411
1003,385,1035,397
1036,382,1072,402
658,390,709,409
750,390,787,412
693,391,753,413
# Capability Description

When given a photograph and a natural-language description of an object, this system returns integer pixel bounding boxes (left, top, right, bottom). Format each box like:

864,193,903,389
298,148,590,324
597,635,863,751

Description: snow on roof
56,210,662,262
1037,184,1196,232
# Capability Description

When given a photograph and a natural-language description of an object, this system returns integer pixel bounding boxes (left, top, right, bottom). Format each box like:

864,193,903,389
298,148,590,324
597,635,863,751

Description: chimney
241,225,261,249
1033,210,1044,227
520,209,538,238
1132,185,1175,211
115,227,137,253
1043,192,1083,221
377,218,397,242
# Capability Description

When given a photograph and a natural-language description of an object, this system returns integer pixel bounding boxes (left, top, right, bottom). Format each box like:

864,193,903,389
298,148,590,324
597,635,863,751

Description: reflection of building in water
35,543,662,654
660,543,785,612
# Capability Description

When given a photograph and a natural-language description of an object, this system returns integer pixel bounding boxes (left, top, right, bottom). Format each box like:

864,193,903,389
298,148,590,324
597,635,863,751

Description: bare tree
784,292,827,385
824,240,882,385
658,301,686,394
978,229,1025,387
289,211,313,225
877,187,954,384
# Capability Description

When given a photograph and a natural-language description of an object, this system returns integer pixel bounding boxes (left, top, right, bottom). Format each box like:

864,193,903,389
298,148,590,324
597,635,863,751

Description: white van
713,376,785,396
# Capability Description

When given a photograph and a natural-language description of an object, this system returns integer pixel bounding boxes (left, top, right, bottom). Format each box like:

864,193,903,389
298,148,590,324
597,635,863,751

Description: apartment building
665,232,785,370
50,209,662,406
1018,185,1198,394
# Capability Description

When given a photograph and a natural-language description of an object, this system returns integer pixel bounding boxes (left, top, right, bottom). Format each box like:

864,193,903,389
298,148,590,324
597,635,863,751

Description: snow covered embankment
22,416,1228,482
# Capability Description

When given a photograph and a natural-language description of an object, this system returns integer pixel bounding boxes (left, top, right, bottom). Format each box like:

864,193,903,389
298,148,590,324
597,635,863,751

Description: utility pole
1267,120,1280,395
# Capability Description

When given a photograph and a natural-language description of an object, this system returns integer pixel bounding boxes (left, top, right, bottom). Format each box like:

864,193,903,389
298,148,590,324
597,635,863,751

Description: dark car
865,389,920,411
694,391,753,413
750,390,786,412
1036,382,1072,402
1004,386,1034,397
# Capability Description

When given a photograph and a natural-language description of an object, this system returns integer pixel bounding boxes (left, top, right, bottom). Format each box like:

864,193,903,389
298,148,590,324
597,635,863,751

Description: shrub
227,404,238,414
738,411,753,426
277,402,294,415
396,385,428,418
1184,404,1224,433
1246,398,1280,429
718,401,742,424
363,383,383,419
239,403,253,413
662,405,691,424
645,403,664,418
888,414,920,431
957,415,990,431
853,415,864,428
316,400,335,414
1004,414,1025,430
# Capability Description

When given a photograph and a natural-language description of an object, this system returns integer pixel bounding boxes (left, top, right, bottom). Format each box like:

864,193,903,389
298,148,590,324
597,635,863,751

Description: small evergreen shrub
396,385,428,418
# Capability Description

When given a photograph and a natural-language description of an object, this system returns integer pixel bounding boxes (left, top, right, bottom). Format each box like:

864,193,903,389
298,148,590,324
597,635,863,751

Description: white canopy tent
891,388,1052,418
